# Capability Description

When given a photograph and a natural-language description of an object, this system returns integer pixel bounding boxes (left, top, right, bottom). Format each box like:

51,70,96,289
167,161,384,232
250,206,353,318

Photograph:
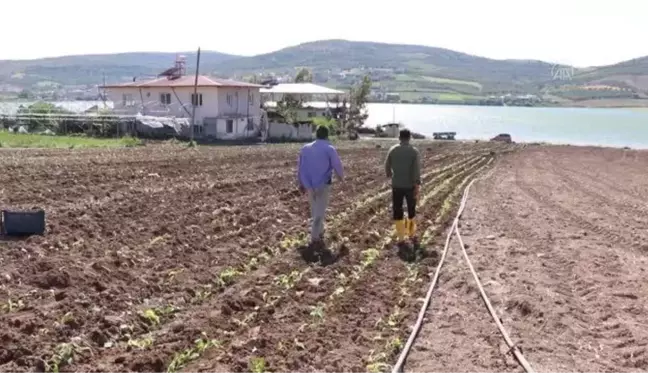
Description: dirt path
406,145,648,372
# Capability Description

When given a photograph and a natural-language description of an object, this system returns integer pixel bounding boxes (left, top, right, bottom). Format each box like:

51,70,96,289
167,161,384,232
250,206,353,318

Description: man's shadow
396,240,439,264
297,240,349,266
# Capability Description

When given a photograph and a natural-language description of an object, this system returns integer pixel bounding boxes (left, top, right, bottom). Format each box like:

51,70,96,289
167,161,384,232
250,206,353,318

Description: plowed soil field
0,140,515,373
405,145,648,373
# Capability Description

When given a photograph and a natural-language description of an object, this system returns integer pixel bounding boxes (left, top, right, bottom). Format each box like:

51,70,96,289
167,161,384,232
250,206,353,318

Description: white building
260,83,346,120
101,72,263,140
258,83,347,141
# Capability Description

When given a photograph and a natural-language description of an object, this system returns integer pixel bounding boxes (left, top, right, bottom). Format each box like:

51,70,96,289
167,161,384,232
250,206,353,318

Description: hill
0,51,238,88
1,40,647,104
210,40,555,91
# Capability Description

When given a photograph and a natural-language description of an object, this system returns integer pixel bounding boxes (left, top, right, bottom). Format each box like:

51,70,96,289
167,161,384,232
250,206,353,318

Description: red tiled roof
101,75,263,89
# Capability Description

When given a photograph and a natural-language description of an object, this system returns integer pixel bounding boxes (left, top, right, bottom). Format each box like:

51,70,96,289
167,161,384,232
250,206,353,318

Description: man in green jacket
384,129,421,242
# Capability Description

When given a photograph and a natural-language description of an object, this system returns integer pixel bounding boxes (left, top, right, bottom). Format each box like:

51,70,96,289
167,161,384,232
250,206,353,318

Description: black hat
316,125,329,139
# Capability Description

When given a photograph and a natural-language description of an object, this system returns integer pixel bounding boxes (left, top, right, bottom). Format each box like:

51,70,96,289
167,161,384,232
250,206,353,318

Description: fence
0,113,191,140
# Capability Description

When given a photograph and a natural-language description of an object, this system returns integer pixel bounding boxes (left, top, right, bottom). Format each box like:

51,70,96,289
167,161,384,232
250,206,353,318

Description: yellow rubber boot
408,218,417,238
394,220,406,242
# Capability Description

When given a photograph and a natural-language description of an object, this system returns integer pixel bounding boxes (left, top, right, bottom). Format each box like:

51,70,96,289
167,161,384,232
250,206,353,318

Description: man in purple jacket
297,125,344,244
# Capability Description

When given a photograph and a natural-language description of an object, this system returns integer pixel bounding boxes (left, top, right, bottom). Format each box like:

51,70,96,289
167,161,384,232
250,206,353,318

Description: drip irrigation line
391,163,534,373
454,226,535,373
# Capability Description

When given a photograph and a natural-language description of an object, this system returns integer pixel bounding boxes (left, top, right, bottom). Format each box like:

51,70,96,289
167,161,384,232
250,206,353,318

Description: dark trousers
392,187,416,220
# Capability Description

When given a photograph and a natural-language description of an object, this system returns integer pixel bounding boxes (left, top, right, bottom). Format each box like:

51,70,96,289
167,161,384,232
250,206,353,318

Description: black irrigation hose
391,163,535,373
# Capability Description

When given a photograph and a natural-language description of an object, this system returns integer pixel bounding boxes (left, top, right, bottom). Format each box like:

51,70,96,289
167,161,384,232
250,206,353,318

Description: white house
101,67,263,140
260,83,346,121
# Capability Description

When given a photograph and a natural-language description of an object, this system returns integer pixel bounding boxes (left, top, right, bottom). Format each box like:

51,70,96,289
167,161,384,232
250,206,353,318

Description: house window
122,93,135,106
160,93,171,105
226,119,234,133
226,94,233,106
249,93,254,106
191,93,203,106
246,118,254,131
193,125,203,136
307,112,316,118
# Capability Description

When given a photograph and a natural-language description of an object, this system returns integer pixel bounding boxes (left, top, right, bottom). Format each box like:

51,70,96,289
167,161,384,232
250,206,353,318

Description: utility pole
190,47,201,143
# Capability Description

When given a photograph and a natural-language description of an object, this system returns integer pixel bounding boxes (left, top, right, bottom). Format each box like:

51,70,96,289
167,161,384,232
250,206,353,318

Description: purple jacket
297,139,344,189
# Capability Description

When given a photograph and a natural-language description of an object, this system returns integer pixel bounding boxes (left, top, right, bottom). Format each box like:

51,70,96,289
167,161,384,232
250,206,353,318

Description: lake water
2,101,647,149
366,103,648,149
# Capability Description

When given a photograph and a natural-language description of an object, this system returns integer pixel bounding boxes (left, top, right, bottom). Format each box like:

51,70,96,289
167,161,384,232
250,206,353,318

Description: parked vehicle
491,133,512,143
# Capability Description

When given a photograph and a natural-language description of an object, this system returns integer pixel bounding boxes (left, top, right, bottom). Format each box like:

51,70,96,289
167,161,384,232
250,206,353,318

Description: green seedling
216,267,241,287
387,337,403,354
127,336,153,350
330,286,345,300
367,362,390,373
349,248,381,280
361,249,380,268
249,356,267,373
309,303,325,319
244,257,259,271
166,268,185,281
45,342,90,373
279,236,300,250
141,309,160,326
258,252,271,262
1,298,24,313
167,333,221,373
274,270,303,290
149,236,165,247
192,288,212,304
366,351,389,373
387,309,402,328
405,264,419,283
59,312,75,326
156,305,179,317
232,312,256,328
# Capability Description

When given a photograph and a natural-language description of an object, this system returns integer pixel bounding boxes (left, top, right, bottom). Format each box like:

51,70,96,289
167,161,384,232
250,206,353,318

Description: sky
1,0,646,67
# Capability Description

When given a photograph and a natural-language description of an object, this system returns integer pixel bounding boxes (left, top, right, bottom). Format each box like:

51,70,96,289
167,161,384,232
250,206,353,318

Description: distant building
100,55,263,140
385,92,401,102
260,83,346,121
260,83,346,141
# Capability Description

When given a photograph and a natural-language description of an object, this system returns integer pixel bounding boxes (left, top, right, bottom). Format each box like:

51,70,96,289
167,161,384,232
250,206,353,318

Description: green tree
275,95,301,124
295,68,313,83
342,75,372,134
17,90,32,99
17,102,71,132
312,116,338,134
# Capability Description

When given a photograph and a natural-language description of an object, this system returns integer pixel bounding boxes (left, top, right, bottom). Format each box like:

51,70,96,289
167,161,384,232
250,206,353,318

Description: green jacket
385,142,421,188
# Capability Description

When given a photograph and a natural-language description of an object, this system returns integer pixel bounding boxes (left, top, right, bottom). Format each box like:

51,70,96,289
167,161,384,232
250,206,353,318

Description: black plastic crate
1,209,46,236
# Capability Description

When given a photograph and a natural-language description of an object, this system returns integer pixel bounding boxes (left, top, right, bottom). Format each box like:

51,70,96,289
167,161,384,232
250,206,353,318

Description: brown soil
406,144,648,372
0,141,514,373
